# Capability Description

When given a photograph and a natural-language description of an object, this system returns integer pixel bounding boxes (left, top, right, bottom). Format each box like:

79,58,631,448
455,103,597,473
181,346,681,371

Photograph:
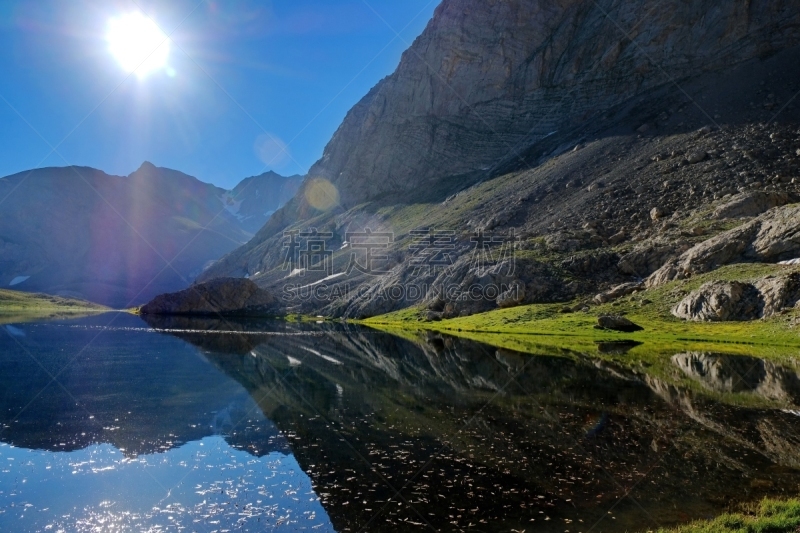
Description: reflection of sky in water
0,437,336,532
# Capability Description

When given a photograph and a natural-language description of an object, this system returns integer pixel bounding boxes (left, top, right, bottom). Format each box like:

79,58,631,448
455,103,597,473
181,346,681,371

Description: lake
1,312,799,532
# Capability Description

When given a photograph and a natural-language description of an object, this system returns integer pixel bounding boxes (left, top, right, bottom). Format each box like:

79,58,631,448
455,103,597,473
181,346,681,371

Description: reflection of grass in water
0,289,109,324
362,262,800,409
660,499,800,533
368,325,800,410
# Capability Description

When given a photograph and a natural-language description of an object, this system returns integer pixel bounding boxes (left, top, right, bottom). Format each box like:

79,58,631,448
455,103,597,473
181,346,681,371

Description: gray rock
140,278,277,316
545,231,598,253
593,282,643,304
648,204,800,287
296,0,800,209
754,273,800,317
686,151,708,164
712,191,795,219
608,231,627,245
618,240,690,278
673,273,800,321
650,207,666,220
497,280,526,309
595,315,644,332
672,281,762,321
425,310,442,322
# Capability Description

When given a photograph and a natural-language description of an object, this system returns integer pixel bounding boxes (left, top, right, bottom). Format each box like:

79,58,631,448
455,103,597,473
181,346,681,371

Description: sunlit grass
657,499,800,533
363,262,800,353
0,288,108,324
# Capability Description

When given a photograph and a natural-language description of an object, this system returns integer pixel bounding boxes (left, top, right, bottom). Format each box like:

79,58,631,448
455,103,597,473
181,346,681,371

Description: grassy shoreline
0,288,109,325
655,499,800,533
360,262,800,358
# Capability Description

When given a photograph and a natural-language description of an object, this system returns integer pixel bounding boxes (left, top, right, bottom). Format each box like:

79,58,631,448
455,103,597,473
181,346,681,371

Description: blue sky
0,0,439,189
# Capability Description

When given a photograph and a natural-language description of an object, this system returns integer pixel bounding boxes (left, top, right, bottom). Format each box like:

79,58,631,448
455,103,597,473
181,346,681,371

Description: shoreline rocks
595,315,644,332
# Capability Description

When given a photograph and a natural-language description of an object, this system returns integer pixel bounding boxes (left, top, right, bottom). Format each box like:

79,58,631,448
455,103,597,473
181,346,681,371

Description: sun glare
107,12,170,78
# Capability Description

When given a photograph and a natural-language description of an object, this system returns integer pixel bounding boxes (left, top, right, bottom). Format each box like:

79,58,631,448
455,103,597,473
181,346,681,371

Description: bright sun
107,12,170,77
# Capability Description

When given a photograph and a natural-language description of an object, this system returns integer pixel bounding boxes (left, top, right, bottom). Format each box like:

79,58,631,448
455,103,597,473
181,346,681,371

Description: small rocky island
139,278,278,317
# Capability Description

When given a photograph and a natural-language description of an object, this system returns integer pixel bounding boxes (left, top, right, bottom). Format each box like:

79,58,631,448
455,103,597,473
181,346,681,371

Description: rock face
617,240,691,278
754,273,800,316
140,278,277,316
648,205,800,287
306,0,800,208
672,272,800,321
672,281,763,321
711,191,796,220
496,280,526,309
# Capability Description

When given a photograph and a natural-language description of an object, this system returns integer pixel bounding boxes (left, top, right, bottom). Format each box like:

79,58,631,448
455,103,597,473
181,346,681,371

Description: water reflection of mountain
4,314,800,532
0,314,288,457
151,317,800,533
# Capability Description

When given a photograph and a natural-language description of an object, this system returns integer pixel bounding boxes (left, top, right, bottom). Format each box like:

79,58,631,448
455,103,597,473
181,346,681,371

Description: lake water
1,313,800,532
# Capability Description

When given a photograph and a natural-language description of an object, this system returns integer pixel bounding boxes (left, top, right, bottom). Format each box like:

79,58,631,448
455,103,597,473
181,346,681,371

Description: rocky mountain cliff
0,163,298,307
309,0,799,206
200,0,800,318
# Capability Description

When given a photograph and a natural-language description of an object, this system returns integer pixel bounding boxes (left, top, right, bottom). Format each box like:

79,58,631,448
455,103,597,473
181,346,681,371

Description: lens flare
107,12,170,77
305,178,339,211
254,134,290,167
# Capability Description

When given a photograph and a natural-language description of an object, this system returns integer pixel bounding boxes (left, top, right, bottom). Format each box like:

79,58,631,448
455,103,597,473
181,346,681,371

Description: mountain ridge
0,162,300,307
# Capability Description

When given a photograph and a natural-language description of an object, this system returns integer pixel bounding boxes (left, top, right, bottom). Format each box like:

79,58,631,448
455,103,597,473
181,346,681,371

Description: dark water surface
1,313,800,532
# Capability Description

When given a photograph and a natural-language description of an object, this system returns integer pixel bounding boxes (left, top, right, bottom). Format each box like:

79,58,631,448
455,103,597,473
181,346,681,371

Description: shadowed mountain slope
0,163,298,307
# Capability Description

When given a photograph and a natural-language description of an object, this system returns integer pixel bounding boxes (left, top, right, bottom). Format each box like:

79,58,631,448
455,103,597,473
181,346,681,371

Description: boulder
754,273,800,317
650,207,666,221
673,273,800,321
686,150,708,164
140,278,277,316
595,315,644,332
545,231,598,253
671,281,762,321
